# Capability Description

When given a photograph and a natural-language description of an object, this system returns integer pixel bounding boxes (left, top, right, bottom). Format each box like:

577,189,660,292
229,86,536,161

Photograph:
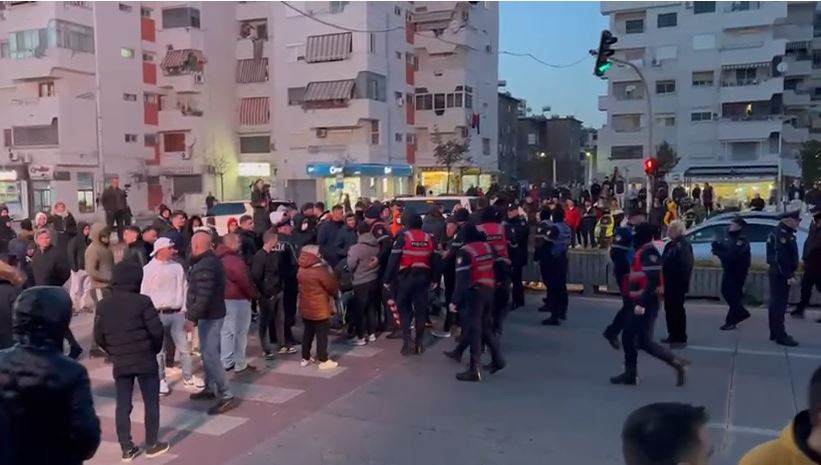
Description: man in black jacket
505,204,529,309
662,220,694,348
67,222,91,312
713,217,752,330
123,225,149,267
792,206,821,320
252,230,296,359
0,286,101,465
274,217,300,344
95,261,168,461
32,229,70,287
317,205,344,267
186,232,235,414
101,177,129,241
237,215,258,266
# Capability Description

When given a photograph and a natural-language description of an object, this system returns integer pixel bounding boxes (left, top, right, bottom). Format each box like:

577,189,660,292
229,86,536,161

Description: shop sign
28,164,54,180
238,162,271,177
306,163,412,177
0,170,17,181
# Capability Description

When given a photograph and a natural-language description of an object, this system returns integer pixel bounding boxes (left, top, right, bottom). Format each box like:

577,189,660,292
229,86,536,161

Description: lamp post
539,151,557,186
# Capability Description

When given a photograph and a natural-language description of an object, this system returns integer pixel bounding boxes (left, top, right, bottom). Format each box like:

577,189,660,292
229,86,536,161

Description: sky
499,1,608,127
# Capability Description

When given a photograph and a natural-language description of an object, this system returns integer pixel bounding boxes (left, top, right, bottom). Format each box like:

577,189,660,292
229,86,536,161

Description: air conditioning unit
194,72,204,84
316,128,328,138
625,85,637,95
8,151,18,162
651,59,661,67
22,154,33,163
180,151,191,160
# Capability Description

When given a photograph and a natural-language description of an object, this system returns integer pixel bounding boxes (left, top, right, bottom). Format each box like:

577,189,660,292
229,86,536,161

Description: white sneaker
432,330,451,339
300,358,314,367
183,375,205,390
367,334,377,342
350,337,367,346
318,360,339,370
159,380,170,396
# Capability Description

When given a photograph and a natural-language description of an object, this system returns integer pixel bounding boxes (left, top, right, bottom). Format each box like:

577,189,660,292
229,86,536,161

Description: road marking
687,345,821,360
330,344,384,358
248,358,348,378
93,395,248,436
708,422,780,437
230,382,303,404
87,441,178,465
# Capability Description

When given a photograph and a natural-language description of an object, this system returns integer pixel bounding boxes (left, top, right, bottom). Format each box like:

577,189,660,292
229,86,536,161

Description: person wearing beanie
712,216,752,330
542,206,572,326
432,207,470,339
611,222,690,387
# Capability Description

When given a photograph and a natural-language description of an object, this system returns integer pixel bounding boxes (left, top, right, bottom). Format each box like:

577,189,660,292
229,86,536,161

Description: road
72,293,821,465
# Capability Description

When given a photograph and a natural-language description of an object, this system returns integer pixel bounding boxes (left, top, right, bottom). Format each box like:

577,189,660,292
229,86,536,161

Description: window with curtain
77,172,95,213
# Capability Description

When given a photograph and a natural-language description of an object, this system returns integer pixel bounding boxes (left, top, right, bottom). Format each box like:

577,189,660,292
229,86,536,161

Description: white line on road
708,422,781,437
687,345,821,360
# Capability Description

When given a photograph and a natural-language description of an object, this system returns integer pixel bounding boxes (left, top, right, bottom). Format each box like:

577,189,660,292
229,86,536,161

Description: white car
204,199,294,235
394,196,479,217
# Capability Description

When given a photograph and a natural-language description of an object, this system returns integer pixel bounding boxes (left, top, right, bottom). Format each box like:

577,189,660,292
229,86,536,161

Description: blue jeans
157,312,193,381
198,318,232,399
221,300,252,371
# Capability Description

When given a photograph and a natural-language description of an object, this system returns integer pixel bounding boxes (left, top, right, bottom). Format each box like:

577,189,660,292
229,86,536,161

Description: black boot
443,349,462,363
610,369,638,385
541,316,561,326
482,359,506,374
603,332,621,350
456,367,481,382
400,341,414,356
790,308,805,319
672,358,691,387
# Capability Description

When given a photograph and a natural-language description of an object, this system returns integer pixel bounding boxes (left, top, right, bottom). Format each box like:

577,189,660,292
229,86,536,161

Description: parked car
394,196,479,218
204,199,295,235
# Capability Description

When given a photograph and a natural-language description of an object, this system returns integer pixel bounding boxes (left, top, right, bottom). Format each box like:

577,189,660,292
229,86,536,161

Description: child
297,245,339,369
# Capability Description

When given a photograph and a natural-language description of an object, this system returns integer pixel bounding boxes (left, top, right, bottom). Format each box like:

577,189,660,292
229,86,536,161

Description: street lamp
539,152,557,185
585,151,593,186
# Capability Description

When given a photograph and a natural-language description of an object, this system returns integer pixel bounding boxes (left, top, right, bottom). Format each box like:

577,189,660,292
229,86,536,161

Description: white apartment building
598,1,820,205
0,0,498,219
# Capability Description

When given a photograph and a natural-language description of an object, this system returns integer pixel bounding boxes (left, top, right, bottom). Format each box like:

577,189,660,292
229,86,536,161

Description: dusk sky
499,1,608,128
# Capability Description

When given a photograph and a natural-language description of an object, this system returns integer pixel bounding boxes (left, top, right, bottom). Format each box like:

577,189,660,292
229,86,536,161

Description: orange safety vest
477,222,510,264
399,229,434,270
625,243,664,302
462,242,495,288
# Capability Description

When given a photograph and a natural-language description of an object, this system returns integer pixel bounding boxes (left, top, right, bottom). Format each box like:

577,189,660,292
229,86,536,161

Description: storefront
681,165,779,208
237,162,273,198
306,163,412,206
419,167,494,195
0,167,28,219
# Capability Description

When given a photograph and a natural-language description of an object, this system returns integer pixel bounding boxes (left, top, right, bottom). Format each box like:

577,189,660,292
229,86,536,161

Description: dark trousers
455,287,503,369
622,303,676,371
350,280,380,339
548,255,568,319
106,210,128,241
768,270,790,340
443,266,456,332
493,277,511,336
663,284,687,343
301,318,330,362
115,372,160,449
796,271,821,313
580,221,596,248
604,279,630,339
511,262,525,308
283,281,298,342
397,270,430,345
259,293,285,354
722,276,750,325
64,328,82,355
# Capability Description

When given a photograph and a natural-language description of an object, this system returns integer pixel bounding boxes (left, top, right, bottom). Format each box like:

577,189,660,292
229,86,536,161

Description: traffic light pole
609,57,654,214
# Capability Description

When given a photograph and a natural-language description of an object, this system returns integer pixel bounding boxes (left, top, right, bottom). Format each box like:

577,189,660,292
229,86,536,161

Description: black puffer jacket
0,286,101,465
31,244,70,287
186,250,226,321
0,263,22,350
94,261,163,377
251,248,282,299
67,222,90,272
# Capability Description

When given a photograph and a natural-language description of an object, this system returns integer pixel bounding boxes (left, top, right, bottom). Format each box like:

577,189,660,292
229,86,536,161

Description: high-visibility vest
625,243,664,301
462,242,495,288
399,229,434,270
477,222,510,265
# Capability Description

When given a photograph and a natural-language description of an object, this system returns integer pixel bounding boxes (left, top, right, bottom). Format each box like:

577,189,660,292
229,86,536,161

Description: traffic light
643,158,656,176
593,30,618,78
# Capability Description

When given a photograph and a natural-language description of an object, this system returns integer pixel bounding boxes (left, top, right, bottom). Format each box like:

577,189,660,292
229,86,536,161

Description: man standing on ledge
101,177,129,242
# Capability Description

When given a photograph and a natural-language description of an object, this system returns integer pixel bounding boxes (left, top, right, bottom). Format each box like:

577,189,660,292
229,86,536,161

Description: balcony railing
720,78,773,87
721,114,780,122
723,1,760,12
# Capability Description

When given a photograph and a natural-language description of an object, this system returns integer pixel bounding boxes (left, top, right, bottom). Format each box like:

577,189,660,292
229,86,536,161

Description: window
329,1,348,14
433,93,445,110
406,133,416,145
163,132,185,152
395,6,401,15
0,41,9,58
657,13,677,28
368,33,376,54
118,3,132,12
77,172,95,213
140,6,152,17
655,115,676,127
10,19,95,57
691,111,713,122
612,114,642,132
694,1,716,13
144,133,157,147
735,68,756,85
287,87,304,106
239,135,271,153
368,120,379,145
162,7,200,29
688,225,724,244
121,47,134,58
12,121,59,146
415,94,432,110
395,51,402,60
459,126,469,138
239,19,268,40
124,133,138,143
625,19,644,34
465,92,473,109
38,81,55,97
142,52,154,62
395,133,403,142
32,182,52,215
122,93,137,101
482,138,490,155
527,133,538,145
692,71,714,87
655,80,676,94
446,93,455,108
610,145,643,160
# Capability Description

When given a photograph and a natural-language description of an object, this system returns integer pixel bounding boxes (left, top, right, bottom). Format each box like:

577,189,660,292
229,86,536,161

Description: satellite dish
777,61,788,73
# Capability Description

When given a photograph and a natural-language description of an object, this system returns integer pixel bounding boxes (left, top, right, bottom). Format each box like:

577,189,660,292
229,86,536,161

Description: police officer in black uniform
383,211,440,355
712,217,752,331
504,204,529,310
791,205,821,320
542,207,572,326
766,210,801,347
433,208,470,339
534,208,553,312
443,223,506,382
603,225,633,350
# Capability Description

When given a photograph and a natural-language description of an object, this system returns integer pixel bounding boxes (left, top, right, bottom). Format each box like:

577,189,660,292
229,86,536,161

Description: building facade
0,0,499,218
544,116,583,184
598,1,820,206
498,91,520,184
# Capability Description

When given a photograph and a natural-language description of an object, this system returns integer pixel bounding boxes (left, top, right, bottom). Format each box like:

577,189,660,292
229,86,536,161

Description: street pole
552,157,557,186
610,57,654,213
777,131,784,212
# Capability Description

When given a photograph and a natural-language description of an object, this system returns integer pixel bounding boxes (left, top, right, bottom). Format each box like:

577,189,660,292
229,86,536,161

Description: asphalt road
72,293,821,465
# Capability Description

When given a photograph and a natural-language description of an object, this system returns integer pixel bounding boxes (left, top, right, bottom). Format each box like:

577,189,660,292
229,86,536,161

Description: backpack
333,259,353,293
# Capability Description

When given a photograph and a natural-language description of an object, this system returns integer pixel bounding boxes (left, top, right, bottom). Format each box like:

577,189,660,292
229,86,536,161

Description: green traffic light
597,61,612,74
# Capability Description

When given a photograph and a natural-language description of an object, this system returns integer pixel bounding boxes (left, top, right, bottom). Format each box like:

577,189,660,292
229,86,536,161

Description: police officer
443,223,505,382
766,210,801,347
542,207,572,326
712,216,751,331
433,208,470,339
611,223,690,387
791,205,821,320
477,207,513,336
383,211,440,355
365,205,399,337
603,224,633,350
534,208,553,313
504,203,529,310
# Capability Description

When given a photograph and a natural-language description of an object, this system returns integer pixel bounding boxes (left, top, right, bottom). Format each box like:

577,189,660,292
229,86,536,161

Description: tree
432,129,471,194
205,153,229,200
798,140,821,187
655,141,679,175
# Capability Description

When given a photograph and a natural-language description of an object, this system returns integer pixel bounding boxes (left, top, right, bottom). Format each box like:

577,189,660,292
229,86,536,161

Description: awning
412,10,453,23
721,62,770,71
684,164,778,179
236,58,268,83
305,32,352,63
239,97,269,125
303,80,355,102
160,49,205,70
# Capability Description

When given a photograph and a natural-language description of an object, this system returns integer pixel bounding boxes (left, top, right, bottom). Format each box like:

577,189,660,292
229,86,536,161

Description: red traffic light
643,158,656,175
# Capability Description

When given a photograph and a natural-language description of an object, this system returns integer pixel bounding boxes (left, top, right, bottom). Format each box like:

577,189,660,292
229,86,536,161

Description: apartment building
498,91,520,183
0,1,498,218
598,1,820,206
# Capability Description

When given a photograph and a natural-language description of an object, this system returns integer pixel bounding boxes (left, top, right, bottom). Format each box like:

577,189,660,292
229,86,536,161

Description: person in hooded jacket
0,286,101,465
422,205,446,245
48,201,77,255
0,214,15,255
0,260,24,350
297,245,339,370
347,222,381,345
292,202,319,248
217,233,258,373
94,261,168,461
31,228,70,288
86,222,114,358
151,204,172,236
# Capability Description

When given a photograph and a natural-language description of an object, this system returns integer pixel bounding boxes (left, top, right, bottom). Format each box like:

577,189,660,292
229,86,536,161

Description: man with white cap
141,236,204,395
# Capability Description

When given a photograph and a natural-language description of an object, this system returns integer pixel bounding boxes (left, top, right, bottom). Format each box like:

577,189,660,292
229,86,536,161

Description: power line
280,1,404,33
500,51,589,69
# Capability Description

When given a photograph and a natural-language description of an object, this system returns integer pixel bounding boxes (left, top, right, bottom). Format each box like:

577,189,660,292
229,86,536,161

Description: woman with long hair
251,178,271,234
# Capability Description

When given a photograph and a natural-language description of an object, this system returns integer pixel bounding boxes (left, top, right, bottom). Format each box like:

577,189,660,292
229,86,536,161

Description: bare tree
205,152,230,200
432,128,471,194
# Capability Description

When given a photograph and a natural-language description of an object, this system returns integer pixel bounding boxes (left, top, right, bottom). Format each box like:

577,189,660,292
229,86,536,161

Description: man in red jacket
217,233,259,373
565,199,582,248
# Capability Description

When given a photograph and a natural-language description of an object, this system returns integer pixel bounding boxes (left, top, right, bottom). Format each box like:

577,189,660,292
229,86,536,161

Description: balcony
292,98,382,130
719,39,787,65
600,2,669,14
6,96,59,127
782,55,812,76
1,48,96,82
598,95,648,114
783,89,811,106
414,106,471,132
236,38,267,60
156,72,205,93
598,125,647,148
782,123,809,143
158,103,203,131
722,2,787,30
718,116,783,141
719,76,783,102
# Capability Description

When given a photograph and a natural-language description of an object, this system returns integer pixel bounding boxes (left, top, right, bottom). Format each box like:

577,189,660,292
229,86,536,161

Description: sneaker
350,337,367,346
207,397,237,415
263,351,276,361
182,375,205,390
121,445,141,462
278,346,298,355
224,364,235,372
235,364,258,374
189,390,216,401
144,442,170,459
300,358,314,367
318,360,339,370
159,380,170,396
431,330,451,339
367,333,377,342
